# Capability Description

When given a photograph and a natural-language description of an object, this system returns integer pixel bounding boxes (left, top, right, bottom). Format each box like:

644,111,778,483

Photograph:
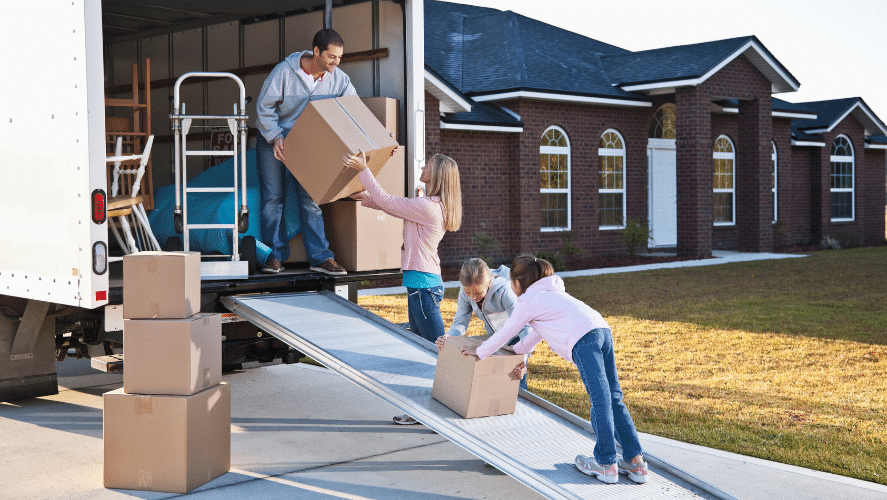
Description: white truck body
0,0,108,309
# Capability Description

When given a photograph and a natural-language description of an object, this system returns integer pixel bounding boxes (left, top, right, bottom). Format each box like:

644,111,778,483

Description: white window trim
772,141,778,223
713,135,736,227
540,126,571,232
830,135,855,222
598,129,626,230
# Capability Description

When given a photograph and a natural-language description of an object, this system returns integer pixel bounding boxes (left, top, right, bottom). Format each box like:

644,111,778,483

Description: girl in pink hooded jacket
460,254,649,485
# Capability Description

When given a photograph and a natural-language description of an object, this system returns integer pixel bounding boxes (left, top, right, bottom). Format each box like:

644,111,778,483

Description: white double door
647,139,677,248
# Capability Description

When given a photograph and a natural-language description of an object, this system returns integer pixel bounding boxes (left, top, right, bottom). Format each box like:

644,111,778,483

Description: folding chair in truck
170,72,254,279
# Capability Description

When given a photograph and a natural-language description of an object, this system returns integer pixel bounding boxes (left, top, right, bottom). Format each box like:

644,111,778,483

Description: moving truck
0,0,427,401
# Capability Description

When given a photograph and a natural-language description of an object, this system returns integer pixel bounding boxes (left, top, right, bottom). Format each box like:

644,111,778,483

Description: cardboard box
123,313,221,395
432,336,524,419
283,95,399,204
103,382,231,493
320,200,403,271
361,97,405,196
123,251,200,319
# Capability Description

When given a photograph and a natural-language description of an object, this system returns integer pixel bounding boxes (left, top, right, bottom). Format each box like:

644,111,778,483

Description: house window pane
712,135,735,225
540,127,570,230
599,193,623,227
831,192,853,219
649,106,676,139
713,193,733,224
541,193,568,228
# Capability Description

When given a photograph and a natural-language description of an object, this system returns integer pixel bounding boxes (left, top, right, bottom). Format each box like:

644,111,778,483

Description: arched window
830,135,855,221
598,129,626,229
649,105,676,139
772,141,778,222
540,126,570,230
713,135,735,225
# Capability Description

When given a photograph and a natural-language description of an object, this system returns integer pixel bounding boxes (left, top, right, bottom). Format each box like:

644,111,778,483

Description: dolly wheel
241,235,257,275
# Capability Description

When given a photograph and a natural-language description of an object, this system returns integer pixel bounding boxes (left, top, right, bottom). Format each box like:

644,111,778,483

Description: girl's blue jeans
406,286,445,343
572,328,644,465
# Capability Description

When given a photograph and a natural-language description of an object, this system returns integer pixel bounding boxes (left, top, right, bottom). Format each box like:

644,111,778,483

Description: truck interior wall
104,2,405,192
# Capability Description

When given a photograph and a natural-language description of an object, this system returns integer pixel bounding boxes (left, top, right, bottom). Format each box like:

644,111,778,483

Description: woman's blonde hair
510,254,554,295
459,258,492,288
425,154,462,231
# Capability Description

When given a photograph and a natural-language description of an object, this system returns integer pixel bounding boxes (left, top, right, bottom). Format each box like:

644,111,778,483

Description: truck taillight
93,241,107,275
92,189,106,224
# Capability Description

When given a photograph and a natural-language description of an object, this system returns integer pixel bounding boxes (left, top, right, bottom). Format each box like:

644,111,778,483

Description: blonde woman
343,151,462,342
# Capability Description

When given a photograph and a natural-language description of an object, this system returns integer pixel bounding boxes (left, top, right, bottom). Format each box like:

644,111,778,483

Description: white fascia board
471,90,651,107
440,121,523,133
812,102,887,135
864,143,887,149
791,140,826,147
716,107,817,120
424,70,471,114
623,40,799,94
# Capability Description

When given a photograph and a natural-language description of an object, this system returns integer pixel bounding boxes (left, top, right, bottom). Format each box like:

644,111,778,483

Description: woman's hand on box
435,334,451,352
510,362,527,381
342,150,368,171
460,345,478,359
273,137,286,162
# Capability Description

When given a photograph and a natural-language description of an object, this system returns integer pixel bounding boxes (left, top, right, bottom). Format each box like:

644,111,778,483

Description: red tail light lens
92,189,106,224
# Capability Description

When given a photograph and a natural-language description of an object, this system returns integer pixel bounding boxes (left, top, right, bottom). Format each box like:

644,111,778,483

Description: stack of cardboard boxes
104,251,230,494
284,96,405,271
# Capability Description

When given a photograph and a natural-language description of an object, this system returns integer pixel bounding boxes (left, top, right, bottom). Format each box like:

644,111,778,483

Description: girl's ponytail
510,254,553,295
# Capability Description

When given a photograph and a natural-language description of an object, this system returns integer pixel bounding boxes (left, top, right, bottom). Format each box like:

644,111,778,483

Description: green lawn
360,246,887,484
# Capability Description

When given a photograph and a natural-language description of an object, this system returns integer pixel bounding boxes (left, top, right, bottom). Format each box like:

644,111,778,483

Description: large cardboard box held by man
103,382,231,493
320,200,403,271
283,95,399,204
123,251,200,319
123,313,222,396
432,336,524,419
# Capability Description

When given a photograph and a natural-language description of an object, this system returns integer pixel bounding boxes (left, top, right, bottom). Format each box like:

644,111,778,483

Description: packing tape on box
138,470,153,489
146,256,158,274
134,396,153,415
202,368,211,389
334,100,378,152
149,302,160,318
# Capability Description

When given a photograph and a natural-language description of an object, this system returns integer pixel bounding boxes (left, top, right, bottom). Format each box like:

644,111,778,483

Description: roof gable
603,36,799,94
794,98,887,136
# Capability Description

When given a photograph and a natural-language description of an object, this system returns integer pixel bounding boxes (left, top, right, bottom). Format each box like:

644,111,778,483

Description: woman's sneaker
392,414,420,425
574,455,618,484
618,458,649,484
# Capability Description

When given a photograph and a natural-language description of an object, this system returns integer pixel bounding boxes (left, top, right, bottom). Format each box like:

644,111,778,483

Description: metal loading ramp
222,291,732,500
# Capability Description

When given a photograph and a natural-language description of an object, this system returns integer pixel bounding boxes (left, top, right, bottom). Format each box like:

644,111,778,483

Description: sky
442,0,887,121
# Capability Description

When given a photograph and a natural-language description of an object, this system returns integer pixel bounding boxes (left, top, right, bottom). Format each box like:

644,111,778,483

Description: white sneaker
575,455,618,484
618,458,649,484
392,414,420,425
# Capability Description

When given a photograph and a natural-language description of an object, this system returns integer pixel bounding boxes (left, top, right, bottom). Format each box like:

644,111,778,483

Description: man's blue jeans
406,286,445,343
572,328,644,465
256,137,333,266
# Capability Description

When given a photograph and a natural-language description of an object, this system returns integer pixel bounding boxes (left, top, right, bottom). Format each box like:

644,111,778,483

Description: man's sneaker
618,458,649,484
575,455,618,484
310,258,347,275
392,414,420,425
261,258,283,274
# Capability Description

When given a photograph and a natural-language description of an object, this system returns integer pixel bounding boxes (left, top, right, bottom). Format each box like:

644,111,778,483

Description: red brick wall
434,98,652,265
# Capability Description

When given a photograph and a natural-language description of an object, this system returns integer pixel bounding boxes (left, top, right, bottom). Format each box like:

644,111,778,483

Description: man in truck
255,28,356,275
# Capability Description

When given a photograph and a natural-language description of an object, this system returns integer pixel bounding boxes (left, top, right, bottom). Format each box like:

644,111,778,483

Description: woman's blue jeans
256,137,333,265
572,328,643,465
406,286,445,343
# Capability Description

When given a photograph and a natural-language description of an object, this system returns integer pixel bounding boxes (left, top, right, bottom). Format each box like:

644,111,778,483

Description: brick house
423,0,887,264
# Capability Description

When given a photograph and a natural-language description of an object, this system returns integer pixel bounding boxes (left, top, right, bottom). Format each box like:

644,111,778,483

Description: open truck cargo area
0,0,420,400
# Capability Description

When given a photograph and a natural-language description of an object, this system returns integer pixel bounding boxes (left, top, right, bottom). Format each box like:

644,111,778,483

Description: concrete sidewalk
358,250,808,296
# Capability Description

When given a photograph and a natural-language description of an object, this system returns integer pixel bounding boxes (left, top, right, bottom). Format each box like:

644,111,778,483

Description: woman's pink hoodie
358,168,445,275
475,275,610,364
